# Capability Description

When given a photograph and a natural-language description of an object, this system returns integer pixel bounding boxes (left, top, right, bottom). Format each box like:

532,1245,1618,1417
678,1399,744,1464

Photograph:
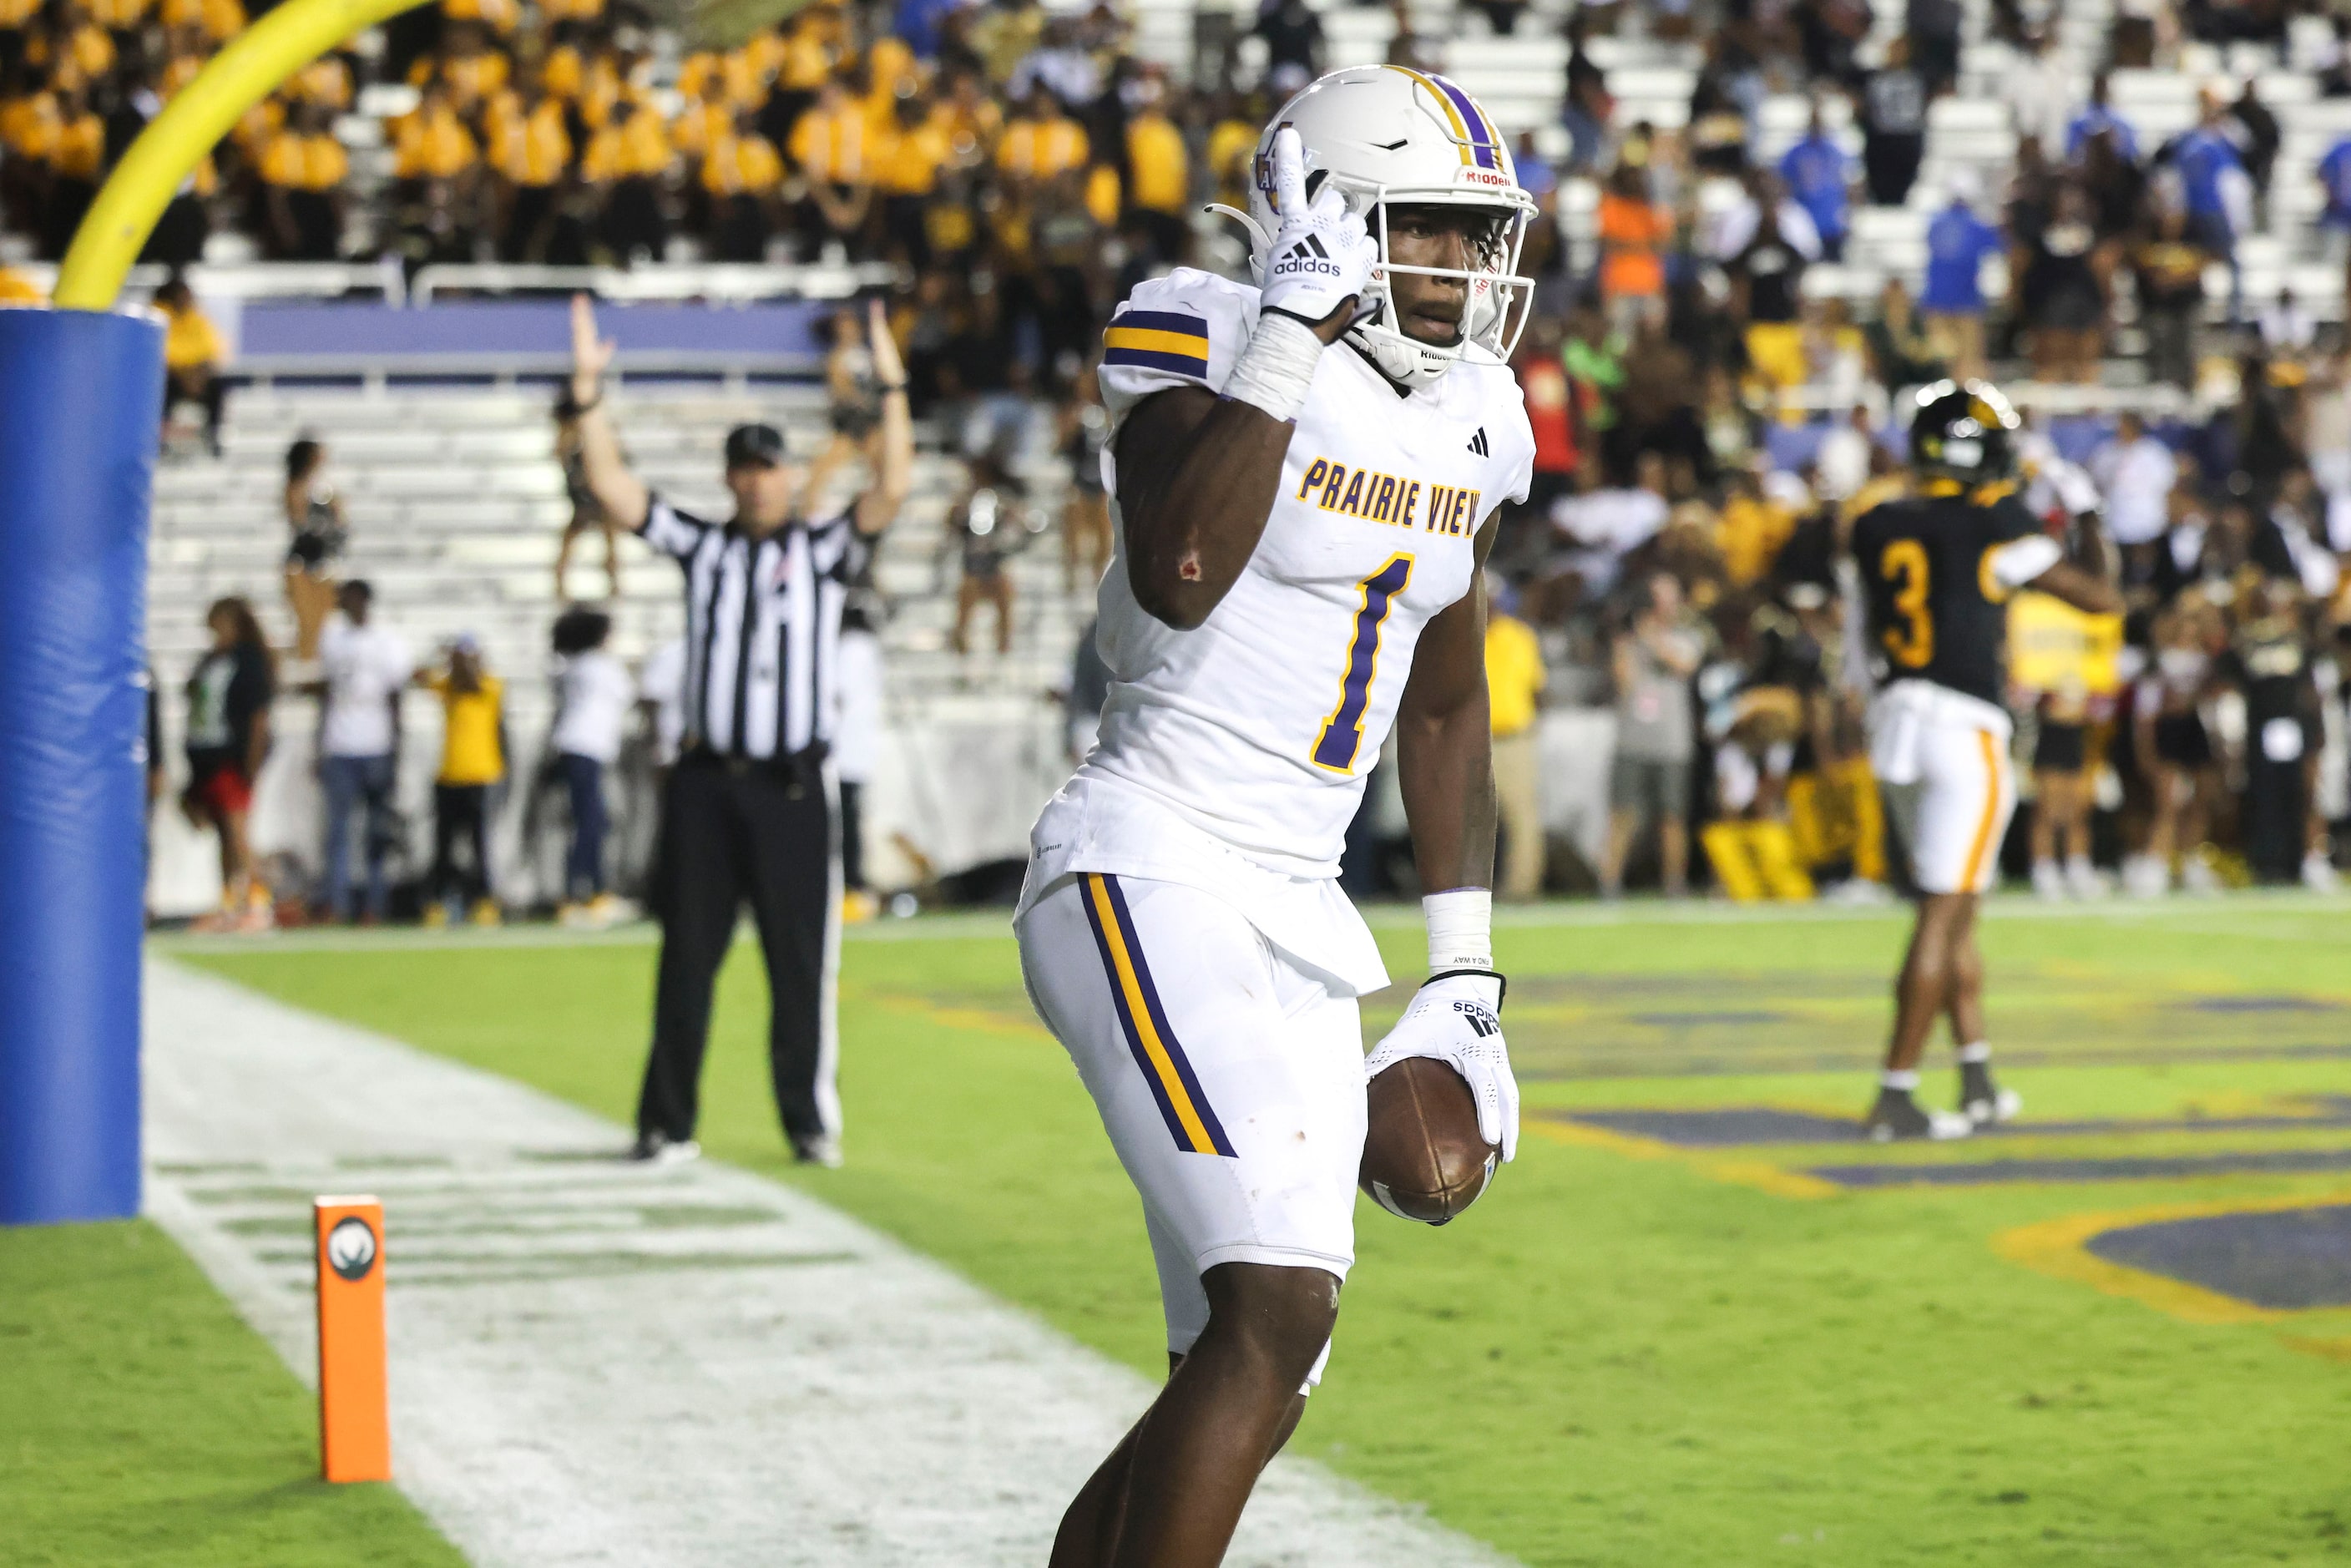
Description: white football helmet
1216,65,1540,389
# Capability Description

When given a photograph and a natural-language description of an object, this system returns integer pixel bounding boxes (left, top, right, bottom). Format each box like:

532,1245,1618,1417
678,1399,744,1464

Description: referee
566,293,912,1167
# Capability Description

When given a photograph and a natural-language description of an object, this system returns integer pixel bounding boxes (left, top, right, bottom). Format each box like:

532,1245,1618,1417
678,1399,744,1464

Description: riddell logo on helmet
1455,169,1511,188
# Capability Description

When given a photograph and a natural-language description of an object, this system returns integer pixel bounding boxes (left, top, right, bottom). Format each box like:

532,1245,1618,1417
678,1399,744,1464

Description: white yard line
144,959,1514,1568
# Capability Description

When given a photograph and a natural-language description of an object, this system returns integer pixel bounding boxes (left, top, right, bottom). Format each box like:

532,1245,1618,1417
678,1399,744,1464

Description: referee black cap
723,422,790,470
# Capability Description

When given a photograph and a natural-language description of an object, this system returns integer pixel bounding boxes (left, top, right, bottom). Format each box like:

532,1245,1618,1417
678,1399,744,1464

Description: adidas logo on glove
1451,1000,1501,1039
1270,233,1345,280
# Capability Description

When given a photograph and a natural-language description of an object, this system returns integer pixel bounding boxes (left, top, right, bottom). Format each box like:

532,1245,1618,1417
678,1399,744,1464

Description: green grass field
0,1219,463,1568
123,900,2351,1563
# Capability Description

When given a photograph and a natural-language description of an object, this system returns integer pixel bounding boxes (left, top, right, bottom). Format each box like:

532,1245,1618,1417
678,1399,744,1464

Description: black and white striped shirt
643,498,871,761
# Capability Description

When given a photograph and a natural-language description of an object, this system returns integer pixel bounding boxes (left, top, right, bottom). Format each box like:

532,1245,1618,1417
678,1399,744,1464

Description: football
1359,1056,1498,1224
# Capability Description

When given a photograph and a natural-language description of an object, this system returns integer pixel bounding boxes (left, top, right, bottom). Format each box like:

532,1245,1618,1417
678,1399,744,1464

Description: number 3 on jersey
1880,539,1934,669
1312,554,1413,771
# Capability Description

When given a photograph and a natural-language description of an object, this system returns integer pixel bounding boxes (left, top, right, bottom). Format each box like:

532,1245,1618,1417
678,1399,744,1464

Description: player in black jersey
1848,382,2121,1140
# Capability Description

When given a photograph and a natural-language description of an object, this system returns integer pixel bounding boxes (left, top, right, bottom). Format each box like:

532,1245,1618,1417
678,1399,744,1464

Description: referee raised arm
566,293,912,1167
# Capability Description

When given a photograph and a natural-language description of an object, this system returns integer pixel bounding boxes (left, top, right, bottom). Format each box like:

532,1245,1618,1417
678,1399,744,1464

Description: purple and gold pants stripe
1079,873,1237,1157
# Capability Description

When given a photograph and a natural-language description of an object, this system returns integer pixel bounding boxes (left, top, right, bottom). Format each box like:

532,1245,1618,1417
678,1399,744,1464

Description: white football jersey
1020,268,1534,991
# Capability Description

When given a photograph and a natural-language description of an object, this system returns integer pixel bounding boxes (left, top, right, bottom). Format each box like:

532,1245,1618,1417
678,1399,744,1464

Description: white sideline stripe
143,959,1515,1568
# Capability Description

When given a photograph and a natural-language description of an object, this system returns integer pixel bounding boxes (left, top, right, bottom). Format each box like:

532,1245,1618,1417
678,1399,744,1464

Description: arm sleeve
640,495,711,559
1097,267,1259,443
1986,534,2064,589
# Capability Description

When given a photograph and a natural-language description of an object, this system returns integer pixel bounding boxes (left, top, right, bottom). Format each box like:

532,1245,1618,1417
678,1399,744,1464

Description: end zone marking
1528,1115,1842,1200
1993,1193,2351,1333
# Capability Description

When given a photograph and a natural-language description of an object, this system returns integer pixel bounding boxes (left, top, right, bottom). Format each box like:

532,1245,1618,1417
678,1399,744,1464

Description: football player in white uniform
1013,67,1539,1564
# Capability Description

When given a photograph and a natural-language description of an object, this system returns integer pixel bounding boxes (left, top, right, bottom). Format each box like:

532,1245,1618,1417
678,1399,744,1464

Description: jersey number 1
1881,539,1934,669
1312,554,1413,771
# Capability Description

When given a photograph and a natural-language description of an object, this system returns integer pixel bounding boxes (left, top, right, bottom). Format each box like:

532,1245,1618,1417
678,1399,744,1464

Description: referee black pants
634,753,838,1145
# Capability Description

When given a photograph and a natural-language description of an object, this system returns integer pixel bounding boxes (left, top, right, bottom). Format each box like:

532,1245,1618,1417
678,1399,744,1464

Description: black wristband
878,382,908,394
1426,968,1507,1010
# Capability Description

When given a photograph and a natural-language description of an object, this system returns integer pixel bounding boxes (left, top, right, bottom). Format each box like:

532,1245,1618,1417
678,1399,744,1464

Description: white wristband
1423,888,1494,974
1221,311,1325,423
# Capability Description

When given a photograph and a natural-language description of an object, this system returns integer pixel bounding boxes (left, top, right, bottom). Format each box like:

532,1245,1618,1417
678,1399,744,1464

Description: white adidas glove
1363,972,1519,1163
1256,126,1378,327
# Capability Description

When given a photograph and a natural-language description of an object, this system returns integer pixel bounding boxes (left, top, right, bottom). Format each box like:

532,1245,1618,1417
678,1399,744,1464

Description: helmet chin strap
1349,281,1462,391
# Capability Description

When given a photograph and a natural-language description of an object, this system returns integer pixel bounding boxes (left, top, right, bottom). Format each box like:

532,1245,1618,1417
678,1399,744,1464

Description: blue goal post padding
0,307,160,1226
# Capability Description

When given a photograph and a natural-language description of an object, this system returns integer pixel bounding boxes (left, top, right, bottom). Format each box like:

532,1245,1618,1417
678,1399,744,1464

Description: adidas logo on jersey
1466,427,1489,457
1270,232,1344,280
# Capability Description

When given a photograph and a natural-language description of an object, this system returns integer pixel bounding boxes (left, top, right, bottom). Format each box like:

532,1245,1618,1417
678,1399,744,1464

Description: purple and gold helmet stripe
1389,65,1500,170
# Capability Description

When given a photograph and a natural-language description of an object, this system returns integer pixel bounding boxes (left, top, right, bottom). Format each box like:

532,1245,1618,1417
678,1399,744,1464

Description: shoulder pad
1099,269,1259,432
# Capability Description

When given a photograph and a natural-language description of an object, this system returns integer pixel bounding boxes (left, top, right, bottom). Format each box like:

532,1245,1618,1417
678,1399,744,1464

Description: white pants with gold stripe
1016,871,1362,1383
1874,701,2018,896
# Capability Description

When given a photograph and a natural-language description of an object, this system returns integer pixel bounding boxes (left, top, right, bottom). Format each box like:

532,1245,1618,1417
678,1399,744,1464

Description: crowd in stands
39,0,2351,915
1484,0,2351,900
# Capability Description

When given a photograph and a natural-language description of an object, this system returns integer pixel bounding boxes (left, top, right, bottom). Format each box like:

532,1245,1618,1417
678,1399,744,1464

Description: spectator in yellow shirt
154,274,227,456
492,83,569,261
28,12,116,83
672,76,735,162
704,108,785,260
418,635,507,927
788,76,871,258
158,42,207,99
288,53,351,112
1484,581,1549,898
0,83,45,239
392,81,480,185
788,74,869,183
939,68,1003,169
862,35,918,124
677,43,768,114
38,83,104,258
582,97,670,262
1123,79,1190,264
1205,101,1257,210
755,13,832,145
158,0,240,44
874,89,949,264
543,40,586,101
1083,159,1120,226
258,102,349,260
1712,466,1798,588
671,74,733,235
996,86,1087,186
554,44,628,131
408,26,509,115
